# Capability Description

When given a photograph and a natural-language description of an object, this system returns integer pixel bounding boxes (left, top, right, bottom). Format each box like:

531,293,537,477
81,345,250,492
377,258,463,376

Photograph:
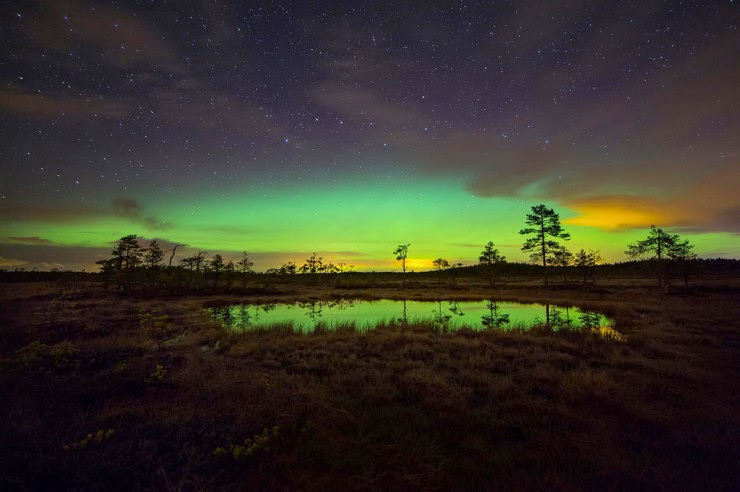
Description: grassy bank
1,278,738,490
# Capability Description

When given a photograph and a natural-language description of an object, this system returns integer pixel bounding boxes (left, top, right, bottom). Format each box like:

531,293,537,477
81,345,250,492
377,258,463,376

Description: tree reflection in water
209,303,280,333
398,299,408,325
481,300,510,328
208,300,620,339
547,305,570,330
579,310,602,329
431,301,453,330
298,299,355,330
298,301,323,328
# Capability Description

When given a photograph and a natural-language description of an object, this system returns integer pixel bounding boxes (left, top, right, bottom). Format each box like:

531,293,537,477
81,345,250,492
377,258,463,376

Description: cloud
137,237,188,250
1,198,168,230
563,192,740,234
0,86,131,121
314,84,419,128
4,0,290,148
393,5,740,236
0,243,109,272
6,236,53,245
0,257,30,269
112,198,168,230
419,135,573,198
153,87,282,142
6,1,274,140
705,207,740,234
25,0,184,73
312,83,424,147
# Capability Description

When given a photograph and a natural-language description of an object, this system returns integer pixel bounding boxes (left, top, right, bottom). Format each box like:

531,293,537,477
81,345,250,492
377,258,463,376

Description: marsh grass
0,279,738,490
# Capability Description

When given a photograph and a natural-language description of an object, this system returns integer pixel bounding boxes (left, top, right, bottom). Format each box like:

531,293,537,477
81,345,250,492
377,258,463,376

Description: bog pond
207,299,621,339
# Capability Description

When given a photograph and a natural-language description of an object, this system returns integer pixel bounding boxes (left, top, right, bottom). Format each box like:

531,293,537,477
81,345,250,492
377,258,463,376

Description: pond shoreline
207,299,617,336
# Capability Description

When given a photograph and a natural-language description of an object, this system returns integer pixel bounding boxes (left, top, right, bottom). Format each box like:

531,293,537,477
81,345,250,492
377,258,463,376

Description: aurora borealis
1,1,738,271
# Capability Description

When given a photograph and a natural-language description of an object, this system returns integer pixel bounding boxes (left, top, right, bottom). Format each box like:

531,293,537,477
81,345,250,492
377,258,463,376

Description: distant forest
3,206,736,290
2,258,738,286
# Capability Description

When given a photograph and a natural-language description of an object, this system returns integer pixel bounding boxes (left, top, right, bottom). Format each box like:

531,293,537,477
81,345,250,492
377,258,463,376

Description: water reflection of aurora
207,299,620,339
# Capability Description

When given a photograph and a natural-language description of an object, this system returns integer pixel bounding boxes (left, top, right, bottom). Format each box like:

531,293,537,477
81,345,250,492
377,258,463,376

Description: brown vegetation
1,276,739,490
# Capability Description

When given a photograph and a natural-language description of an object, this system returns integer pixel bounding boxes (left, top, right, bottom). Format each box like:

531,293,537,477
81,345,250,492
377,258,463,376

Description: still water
207,299,620,339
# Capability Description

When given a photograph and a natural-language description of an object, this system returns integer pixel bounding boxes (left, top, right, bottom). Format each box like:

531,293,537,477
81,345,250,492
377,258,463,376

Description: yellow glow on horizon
564,198,665,230
405,258,434,271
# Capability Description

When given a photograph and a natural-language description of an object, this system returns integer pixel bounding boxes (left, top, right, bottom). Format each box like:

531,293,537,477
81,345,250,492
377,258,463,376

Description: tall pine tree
519,204,570,286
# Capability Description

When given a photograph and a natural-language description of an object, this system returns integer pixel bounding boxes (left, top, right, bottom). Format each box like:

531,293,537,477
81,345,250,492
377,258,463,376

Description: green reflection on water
207,299,619,338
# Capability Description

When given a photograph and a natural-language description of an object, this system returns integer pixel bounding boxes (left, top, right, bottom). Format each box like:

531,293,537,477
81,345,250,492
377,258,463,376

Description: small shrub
145,363,167,383
3,340,81,370
139,309,174,347
49,340,81,369
213,425,281,461
62,428,115,451
9,341,48,368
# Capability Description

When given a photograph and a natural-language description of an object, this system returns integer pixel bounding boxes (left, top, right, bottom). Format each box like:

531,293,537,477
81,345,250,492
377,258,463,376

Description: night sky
1,0,738,271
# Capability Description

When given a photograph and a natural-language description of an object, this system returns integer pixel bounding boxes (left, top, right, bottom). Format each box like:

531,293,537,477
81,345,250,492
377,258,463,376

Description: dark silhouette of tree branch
168,244,184,267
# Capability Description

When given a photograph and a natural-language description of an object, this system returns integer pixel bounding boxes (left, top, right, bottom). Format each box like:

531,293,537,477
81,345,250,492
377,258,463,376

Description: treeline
6,204,729,290
1,258,738,285
92,235,360,292
421,259,740,283
88,215,705,292
94,235,258,292
393,206,707,288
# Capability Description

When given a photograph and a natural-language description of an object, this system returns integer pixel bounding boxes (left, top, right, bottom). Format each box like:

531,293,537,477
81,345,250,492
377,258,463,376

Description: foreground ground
1,277,739,491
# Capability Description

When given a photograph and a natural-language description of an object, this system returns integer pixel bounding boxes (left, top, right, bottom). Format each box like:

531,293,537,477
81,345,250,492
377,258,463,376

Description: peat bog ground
1,276,739,490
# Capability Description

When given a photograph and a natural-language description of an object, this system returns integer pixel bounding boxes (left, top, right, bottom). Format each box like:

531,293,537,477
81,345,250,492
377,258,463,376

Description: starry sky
1,0,738,271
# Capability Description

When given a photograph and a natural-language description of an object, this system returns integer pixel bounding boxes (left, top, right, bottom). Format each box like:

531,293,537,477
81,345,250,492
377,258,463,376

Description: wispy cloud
4,0,281,142
0,256,30,269
0,85,131,121
314,83,420,132
0,243,109,272
1,198,168,230
112,198,168,230
25,0,184,72
6,236,53,245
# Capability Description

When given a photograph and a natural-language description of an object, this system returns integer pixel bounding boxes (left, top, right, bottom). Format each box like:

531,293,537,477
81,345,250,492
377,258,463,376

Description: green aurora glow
2,175,736,271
